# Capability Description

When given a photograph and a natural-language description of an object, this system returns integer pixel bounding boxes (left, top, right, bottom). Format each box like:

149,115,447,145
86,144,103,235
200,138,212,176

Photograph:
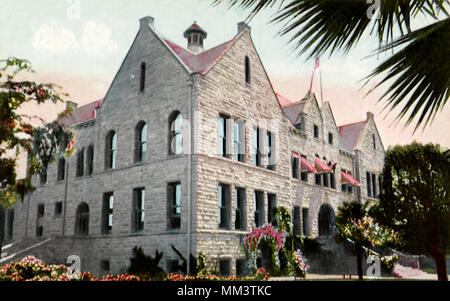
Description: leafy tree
213,0,449,130
0,57,74,206
372,143,450,281
0,57,74,259
336,201,396,280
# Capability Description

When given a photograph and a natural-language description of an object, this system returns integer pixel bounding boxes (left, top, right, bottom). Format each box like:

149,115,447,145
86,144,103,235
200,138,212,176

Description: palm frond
364,17,450,131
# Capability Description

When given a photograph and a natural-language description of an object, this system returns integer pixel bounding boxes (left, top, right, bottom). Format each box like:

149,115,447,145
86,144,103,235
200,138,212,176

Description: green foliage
170,244,207,276
213,0,449,130
0,57,74,207
336,201,396,249
127,246,166,280
372,143,450,280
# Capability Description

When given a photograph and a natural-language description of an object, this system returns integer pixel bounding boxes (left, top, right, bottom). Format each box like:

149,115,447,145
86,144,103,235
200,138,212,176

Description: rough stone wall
8,20,195,276
355,114,385,203
195,28,292,273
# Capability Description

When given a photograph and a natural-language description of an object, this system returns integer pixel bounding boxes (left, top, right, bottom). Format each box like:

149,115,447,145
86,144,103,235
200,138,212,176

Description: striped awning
314,157,333,173
341,171,360,186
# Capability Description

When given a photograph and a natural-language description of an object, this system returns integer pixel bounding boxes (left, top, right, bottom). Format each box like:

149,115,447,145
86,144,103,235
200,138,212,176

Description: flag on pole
309,56,320,92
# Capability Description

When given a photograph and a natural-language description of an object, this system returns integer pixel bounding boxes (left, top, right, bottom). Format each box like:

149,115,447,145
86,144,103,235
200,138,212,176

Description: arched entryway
318,203,335,236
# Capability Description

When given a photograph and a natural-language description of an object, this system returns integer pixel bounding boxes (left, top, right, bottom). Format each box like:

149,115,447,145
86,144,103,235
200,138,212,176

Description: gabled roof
59,99,102,126
338,120,366,153
163,37,238,74
282,101,306,125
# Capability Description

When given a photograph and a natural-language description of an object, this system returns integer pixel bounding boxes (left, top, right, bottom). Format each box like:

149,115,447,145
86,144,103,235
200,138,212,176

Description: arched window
169,111,183,155
75,202,89,236
318,203,335,236
105,130,116,169
140,62,146,92
135,121,147,163
245,56,251,84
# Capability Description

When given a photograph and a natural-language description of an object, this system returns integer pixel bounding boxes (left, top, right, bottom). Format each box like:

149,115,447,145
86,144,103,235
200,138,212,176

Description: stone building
1,16,385,276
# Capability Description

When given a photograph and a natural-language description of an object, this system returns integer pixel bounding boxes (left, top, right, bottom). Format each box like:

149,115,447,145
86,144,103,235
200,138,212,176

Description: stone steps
1,238,53,264
393,264,439,280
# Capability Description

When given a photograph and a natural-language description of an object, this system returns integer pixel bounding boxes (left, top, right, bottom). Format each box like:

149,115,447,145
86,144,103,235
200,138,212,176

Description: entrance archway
318,203,335,236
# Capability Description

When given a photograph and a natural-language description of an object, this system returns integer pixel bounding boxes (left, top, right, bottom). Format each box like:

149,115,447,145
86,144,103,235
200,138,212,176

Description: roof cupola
183,21,207,54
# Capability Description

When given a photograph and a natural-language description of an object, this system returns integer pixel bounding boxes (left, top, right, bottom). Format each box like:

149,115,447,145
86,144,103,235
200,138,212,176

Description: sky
1,0,449,150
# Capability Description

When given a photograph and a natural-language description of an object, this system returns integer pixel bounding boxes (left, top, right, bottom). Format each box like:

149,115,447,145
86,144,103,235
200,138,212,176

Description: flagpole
319,61,324,107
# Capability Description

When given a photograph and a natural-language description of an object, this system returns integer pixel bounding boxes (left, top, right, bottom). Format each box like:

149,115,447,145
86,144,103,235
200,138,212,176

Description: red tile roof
59,99,102,126
164,38,237,74
338,120,366,152
276,93,293,107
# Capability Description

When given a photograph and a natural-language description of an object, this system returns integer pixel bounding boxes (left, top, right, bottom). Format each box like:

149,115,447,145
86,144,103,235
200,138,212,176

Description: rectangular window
218,114,230,158
293,206,301,236
236,258,249,277
373,134,376,150
218,184,231,230
366,172,372,197
302,208,309,236
87,145,94,175
36,204,44,237
234,187,246,231
254,190,264,227
140,62,146,92
168,182,181,229
39,165,47,185
76,148,84,177
253,127,261,167
313,124,319,139
219,259,232,277
315,173,322,185
133,188,145,232
233,121,245,162
267,193,277,226
372,173,377,199
57,158,65,181
54,201,63,217
298,114,306,131
322,173,329,187
100,260,110,273
330,172,336,189
37,204,45,217
328,132,333,145
266,131,275,170
291,156,299,179
102,192,113,234
6,209,14,241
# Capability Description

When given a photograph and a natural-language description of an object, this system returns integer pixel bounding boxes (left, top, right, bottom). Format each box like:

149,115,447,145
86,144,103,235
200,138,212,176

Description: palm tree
213,0,449,131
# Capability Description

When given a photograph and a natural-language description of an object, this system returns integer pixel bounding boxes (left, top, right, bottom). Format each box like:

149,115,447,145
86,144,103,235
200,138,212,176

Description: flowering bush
0,256,71,281
292,251,309,279
164,269,269,281
243,224,286,253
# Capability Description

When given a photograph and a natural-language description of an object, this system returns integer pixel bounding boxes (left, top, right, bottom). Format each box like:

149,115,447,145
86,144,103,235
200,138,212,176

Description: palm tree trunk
356,242,364,280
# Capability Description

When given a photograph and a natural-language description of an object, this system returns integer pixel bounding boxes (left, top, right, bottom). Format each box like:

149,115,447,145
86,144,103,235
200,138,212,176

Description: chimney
237,22,251,34
140,16,155,29
66,101,78,110
183,21,207,54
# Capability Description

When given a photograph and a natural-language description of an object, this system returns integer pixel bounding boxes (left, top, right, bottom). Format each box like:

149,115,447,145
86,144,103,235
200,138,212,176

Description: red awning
314,157,333,173
341,171,360,186
301,157,317,173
